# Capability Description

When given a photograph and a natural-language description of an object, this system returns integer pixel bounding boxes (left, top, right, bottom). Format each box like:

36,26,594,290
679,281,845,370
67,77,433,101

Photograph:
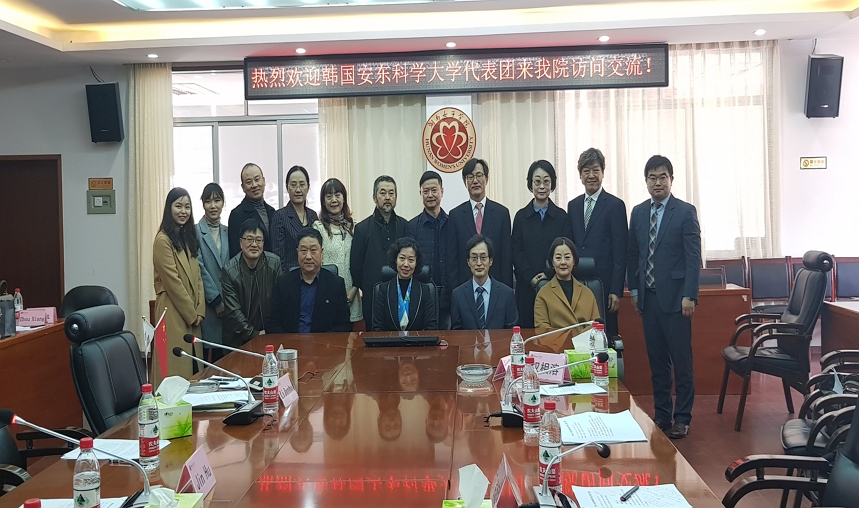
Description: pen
620,484,639,502
557,382,577,387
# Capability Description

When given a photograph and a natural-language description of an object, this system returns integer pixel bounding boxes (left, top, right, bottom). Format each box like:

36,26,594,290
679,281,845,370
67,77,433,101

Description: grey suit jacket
627,194,701,314
450,278,518,330
196,219,230,344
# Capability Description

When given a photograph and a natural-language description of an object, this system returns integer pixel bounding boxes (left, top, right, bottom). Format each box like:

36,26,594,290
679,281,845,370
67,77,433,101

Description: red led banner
244,44,668,99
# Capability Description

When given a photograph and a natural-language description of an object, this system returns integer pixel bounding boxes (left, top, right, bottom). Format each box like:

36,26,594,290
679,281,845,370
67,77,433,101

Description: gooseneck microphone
533,441,611,503
0,408,151,507
524,318,605,345
183,334,265,359
172,347,263,425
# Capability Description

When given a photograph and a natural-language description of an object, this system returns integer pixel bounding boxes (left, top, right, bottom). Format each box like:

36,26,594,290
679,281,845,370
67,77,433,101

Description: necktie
475,202,484,234
584,196,594,230
645,202,662,288
475,286,486,329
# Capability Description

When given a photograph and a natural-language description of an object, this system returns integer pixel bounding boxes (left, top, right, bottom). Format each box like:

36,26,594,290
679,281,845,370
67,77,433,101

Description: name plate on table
494,353,571,383
17,307,57,327
278,374,298,407
178,446,216,496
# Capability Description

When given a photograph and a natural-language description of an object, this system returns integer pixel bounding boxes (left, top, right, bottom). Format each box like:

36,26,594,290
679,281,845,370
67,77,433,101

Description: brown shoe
668,423,690,439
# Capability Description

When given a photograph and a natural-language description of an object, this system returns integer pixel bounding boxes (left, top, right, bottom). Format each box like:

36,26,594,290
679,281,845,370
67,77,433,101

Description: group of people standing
152,148,701,439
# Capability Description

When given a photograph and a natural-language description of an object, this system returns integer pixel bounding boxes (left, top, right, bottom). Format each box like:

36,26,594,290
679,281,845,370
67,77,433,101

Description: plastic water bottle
522,356,541,443
510,326,525,379
592,322,609,389
538,400,562,490
262,345,279,415
73,437,100,508
138,383,160,471
13,288,23,313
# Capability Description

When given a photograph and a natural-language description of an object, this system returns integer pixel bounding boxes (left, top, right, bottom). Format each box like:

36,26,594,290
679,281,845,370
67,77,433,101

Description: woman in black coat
372,237,438,331
511,160,572,328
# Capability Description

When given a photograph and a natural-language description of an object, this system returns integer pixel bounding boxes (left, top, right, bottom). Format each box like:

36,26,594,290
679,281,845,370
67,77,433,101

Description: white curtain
557,40,780,259
127,62,175,346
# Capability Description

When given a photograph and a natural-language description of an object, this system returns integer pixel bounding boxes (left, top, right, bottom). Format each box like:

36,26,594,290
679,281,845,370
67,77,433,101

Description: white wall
0,65,131,315
779,38,859,257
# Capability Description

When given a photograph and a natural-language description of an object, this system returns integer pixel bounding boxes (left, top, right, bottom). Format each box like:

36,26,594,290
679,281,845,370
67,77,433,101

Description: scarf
205,217,221,251
397,278,412,330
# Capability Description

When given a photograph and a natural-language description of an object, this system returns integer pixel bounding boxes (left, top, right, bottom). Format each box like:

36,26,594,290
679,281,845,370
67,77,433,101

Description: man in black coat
449,158,513,288
227,163,276,258
266,228,351,333
350,175,408,325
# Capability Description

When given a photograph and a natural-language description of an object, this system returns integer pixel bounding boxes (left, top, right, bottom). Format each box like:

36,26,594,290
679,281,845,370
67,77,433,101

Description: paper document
572,484,692,508
540,383,606,396
61,439,170,460
182,390,250,407
16,325,45,332
20,498,127,508
559,410,646,444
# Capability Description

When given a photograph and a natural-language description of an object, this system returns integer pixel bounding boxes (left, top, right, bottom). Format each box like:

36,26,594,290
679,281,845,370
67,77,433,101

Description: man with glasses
627,155,701,440
451,235,517,330
221,219,282,346
227,163,276,258
567,148,628,336
450,158,513,288
267,228,351,333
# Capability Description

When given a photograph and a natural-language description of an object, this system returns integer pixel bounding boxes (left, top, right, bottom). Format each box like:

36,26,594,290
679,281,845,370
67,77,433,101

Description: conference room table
0,330,722,508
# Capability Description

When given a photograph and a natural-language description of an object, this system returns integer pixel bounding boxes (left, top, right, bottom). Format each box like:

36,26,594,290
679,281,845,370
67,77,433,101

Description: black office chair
792,259,833,302
707,257,748,288
373,266,437,329
288,264,339,276
834,257,859,300
718,251,833,431
1,423,90,497
749,257,792,314
699,267,726,287
58,285,118,318
65,305,147,435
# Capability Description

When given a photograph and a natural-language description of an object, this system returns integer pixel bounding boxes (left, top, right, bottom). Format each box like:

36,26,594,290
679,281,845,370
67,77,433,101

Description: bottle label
511,354,525,378
263,374,278,403
74,485,100,508
592,394,610,413
593,361,609,378
538,444,562,487
138,420,159,458
523,388,541,423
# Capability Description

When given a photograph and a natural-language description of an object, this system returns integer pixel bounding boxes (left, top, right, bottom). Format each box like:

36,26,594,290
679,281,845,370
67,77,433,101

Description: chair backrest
749,257,791,301
821,399,859,507
706,257,748,287
835,257,859,299
65,305,146,435
58,286,118,318
699,267,726,287
288,264,339,276
792,260,833,301
536,257,607,321
779,251,833,337
0,424,23,470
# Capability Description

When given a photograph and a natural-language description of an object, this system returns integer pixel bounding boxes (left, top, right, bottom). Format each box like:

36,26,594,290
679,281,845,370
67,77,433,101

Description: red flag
154,312,168,379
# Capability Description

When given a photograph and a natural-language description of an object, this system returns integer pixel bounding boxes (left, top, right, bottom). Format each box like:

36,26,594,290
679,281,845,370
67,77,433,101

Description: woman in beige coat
153,187,206,380
534,237,601,331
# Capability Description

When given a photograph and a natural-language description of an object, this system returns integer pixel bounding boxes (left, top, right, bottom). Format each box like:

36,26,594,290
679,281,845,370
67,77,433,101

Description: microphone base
119,489,148,508
500,401,523,428
532,485,557,506
223,401,263,426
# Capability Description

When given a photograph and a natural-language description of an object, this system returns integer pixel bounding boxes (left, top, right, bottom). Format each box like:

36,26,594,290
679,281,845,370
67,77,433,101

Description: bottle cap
80,437,94,450
277,348,297,361
525,356,535,364
513,326,521,333
14,288,20,293
544,400,556,411
141,383,153,393
266,345,275,353
24,499,41,508
593,322,604,330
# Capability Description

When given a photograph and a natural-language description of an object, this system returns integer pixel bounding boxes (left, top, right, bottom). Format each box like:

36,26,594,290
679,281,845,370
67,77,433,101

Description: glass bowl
456,364,493,383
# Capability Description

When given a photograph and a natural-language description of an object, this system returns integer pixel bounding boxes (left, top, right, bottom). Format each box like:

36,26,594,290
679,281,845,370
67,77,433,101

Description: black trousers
603,293,619,336
641,288,695,425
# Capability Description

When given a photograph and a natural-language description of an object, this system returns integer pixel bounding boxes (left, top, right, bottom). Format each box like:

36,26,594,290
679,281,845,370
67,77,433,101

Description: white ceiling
0,0,858,68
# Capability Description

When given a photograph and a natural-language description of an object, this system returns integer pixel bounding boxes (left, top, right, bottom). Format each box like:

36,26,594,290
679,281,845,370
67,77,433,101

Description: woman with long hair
153,187,206,379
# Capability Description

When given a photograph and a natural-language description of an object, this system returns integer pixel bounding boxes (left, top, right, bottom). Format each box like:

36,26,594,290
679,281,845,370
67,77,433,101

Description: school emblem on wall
422,107,476,173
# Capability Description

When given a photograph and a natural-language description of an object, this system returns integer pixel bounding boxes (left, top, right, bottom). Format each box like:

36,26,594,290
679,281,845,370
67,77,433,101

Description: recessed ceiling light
754,29,767,36
598,35,610,43
147,54,158,59
295,48,307,54
446,42,457,48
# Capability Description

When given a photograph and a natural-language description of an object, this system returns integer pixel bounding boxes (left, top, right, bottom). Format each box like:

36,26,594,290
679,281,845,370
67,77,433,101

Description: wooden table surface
0,330,722,508
821,300,859,354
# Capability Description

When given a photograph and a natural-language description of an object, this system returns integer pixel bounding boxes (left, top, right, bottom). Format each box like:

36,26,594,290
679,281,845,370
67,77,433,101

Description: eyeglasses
241,236,264,245
531,178,552,188
465,172,486,182
647,174,670,184
288,182,308,190
469,255,490,263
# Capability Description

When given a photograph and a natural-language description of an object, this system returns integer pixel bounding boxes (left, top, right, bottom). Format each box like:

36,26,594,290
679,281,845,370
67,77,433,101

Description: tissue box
565,349,618,379
156,396,193,439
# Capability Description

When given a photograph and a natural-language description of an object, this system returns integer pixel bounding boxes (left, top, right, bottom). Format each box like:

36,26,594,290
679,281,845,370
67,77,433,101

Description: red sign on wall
244,44,668,99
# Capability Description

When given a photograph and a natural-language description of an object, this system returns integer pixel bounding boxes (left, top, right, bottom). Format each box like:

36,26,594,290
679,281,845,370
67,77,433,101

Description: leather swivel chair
65,305,147,435
373,265,438,329
718,251,834,431
58,285,118,318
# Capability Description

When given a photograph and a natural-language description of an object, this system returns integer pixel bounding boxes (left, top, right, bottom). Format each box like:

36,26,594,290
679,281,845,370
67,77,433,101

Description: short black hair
296,227,323,247
462,158,488,181
387,237,424,273
577,148,606,173
465,234,494,260
644,155,673,177
373,175,397,195
239,218,266,240
548,237,579,268
419,170,443,187
200,182,224,203
286,165,310,185
526,160,557,191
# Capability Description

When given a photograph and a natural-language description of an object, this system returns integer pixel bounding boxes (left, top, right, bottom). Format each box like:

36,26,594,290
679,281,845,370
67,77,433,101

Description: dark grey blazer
450,278,518,330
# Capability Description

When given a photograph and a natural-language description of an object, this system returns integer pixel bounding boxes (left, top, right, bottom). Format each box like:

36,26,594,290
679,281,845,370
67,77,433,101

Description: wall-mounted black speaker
805,54,843,118
85,83,124,143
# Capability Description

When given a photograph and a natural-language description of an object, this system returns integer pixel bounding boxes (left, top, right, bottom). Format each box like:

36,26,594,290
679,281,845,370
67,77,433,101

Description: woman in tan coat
154,187,206,380
534,237,601,330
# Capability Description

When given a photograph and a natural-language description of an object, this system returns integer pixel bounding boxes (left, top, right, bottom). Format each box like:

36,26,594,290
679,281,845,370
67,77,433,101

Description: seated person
266,228,352,333
451,235,518,330
372,237,438,331
534,237,601,329
221,219,282,345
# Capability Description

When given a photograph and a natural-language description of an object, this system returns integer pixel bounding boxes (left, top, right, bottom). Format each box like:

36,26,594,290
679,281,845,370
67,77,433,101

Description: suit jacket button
325,299,330,303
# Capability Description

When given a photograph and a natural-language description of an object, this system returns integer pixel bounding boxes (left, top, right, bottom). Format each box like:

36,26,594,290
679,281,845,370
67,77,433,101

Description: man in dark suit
266,228,351,333
450,158,513,288
567,148,628,336
227,163,276,258
451,235,518,330
627,155,701,440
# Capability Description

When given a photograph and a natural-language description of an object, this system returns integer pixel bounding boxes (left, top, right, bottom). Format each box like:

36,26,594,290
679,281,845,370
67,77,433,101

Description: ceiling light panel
115,0,477,10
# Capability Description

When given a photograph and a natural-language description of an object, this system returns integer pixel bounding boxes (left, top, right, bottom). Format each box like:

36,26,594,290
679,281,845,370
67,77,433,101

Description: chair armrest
825,423,852,454
725,454,831,481
0,464,31,489
750,332,810,352
16,427,92,447
728,322,758,347
821,350,859,369
752,322,804,336
810,393,858,415
722,475,827,508
735,313,782,325
799,389,828,419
